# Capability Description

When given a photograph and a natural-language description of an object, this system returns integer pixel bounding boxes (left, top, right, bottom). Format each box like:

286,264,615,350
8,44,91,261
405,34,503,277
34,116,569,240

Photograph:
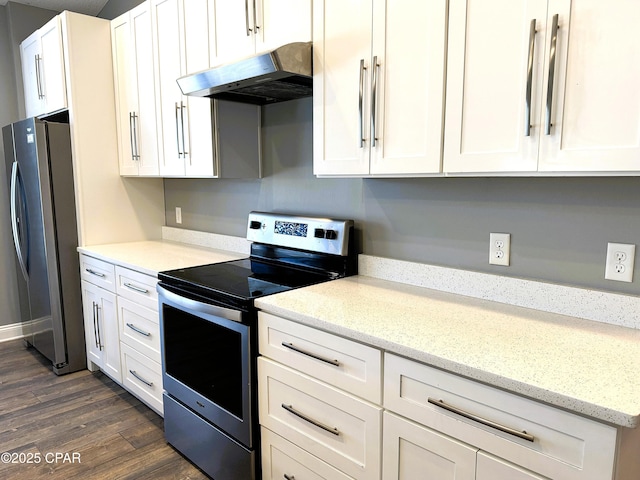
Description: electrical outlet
175,207,182,224
489,233,511,266
605,243,635,282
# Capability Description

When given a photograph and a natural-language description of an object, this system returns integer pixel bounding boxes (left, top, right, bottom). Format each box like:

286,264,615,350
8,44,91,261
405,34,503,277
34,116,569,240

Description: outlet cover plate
605,243,635,282
489,233,511,266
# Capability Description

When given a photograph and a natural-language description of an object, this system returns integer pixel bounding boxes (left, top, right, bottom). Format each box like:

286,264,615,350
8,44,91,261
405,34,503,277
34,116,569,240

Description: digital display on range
274,221,308,237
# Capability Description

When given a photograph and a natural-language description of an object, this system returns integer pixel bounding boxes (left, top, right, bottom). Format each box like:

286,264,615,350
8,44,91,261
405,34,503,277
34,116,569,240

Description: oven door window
163,305,245,419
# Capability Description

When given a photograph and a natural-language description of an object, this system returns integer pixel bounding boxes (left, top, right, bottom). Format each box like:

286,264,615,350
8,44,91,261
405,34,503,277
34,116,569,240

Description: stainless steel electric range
157,212,357,480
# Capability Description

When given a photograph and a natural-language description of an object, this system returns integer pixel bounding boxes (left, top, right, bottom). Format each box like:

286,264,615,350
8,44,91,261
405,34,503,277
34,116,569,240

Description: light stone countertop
255,275,640,428
77,240,247,276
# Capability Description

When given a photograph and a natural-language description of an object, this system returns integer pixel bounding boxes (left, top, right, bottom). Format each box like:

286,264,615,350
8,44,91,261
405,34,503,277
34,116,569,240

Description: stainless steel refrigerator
3,117,85,375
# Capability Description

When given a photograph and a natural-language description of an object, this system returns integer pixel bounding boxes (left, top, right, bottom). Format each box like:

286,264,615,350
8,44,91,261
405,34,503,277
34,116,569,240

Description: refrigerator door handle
10,161,29,282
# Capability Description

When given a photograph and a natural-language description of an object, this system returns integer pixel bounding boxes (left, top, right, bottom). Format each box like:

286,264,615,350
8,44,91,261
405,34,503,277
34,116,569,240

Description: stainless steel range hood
177,42,312,105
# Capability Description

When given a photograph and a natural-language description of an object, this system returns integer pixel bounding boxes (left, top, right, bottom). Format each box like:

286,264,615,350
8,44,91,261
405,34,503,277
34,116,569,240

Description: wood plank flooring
0,339,209,479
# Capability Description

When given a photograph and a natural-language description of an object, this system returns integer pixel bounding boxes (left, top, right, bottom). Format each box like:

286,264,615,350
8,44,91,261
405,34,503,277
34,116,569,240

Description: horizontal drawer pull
126,322,151,337
283,475,294,480
129,369,154,387
281,342,340,367
85,268,106,278
281,403,340,436
123,282,150,294
428,397,535,442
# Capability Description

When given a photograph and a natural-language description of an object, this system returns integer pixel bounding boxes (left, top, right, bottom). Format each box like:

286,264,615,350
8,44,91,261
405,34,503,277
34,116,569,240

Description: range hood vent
177,42,312,105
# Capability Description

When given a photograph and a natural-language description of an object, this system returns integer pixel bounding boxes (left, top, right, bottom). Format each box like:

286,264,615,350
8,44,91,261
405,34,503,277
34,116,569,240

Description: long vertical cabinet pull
253,0,259,33
92,301,101,350
524,19,537,136
245,0,252,35
371,56,380,147
359,59,367,147
131,112,140,160
34,55,44,99
175,102,183,157
180,101,188,158
545,14,559,135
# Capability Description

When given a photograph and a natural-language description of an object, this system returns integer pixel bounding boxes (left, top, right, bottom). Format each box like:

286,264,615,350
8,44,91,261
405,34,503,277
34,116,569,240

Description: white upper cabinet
444,0,640,174
538,0,640,172
111,2,160,176
21,16,67,118
313,0,447,176
151,0,215,177
213,0,311,65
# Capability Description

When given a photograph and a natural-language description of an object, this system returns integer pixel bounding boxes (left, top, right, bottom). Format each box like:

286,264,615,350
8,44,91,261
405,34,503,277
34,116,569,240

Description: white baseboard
0,321,28,342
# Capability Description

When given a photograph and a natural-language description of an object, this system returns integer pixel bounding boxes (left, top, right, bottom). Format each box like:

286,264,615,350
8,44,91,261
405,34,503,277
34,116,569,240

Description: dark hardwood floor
0,339,209,479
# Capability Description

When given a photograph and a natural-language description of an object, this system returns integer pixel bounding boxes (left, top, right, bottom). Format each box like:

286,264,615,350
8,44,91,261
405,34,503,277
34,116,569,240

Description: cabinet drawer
120,343,163,416
258,357,381,480
80,255,116,292
118,296,160,363
261,428,355,480
259,312,382,403
115,266,158,310
384,354,616,480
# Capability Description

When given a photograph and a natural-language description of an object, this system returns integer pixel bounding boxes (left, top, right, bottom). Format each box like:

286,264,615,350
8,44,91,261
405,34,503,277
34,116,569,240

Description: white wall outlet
489,233,511,266
175,206,182,224
605,243,635,282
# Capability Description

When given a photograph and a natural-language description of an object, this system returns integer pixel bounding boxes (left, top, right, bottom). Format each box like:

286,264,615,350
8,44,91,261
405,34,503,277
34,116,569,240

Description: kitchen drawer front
118,296,160,363
258,357,382,480
384,354,616,480
115,266,158,310
258,312,382,403
120,343,163,416
80,255,116,292
261,428,355,480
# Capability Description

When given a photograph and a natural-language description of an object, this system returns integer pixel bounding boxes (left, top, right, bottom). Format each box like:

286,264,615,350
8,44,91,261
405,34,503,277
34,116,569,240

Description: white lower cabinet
79,254,163,415
476,452,547,480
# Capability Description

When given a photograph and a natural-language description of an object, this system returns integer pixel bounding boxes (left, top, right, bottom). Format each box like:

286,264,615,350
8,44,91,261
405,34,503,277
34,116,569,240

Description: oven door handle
157,284,243,323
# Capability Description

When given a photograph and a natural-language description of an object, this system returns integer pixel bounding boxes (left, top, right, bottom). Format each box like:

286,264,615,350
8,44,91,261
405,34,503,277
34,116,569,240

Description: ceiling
0,0,109,16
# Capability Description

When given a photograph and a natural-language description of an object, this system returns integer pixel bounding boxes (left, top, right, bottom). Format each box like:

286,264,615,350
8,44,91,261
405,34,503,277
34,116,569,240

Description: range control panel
246,212,353,256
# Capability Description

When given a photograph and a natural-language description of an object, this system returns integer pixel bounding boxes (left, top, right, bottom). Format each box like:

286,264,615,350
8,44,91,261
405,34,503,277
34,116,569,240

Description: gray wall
165,98,640,297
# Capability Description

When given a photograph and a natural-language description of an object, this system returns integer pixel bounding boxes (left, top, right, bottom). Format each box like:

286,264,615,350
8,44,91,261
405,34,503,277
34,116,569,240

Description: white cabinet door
314,0,445,176
21,30,44,118
257,0,312,52
212,0,255,64
369,0,446,175
21,16,67,118
112,3,160,176
476,452,548,480
81,280,121,382
382,412,476,480
313,0,373,176
152,0,215,177
444,0,548,173
538,0,640,172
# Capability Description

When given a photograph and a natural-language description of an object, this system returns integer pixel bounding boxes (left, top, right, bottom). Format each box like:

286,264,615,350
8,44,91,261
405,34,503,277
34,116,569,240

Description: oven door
158,284,254,448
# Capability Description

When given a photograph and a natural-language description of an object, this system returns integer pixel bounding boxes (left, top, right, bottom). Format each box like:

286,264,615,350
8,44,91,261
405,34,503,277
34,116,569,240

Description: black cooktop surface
158,257,333,305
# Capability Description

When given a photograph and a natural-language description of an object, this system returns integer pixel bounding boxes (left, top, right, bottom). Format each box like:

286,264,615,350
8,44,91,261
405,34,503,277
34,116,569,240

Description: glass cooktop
158,257,333,307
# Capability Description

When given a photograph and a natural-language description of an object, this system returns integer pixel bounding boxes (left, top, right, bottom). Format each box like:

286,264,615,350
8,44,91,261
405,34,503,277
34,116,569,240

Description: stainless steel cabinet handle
371,55,380,147
281,342,340,367
281,404,340,436
245,0,252,35
129,369,154,387
126,322,151,337
123,282,149,294
525,19,537,136
85,268,106,278
545,14,559,135
35,55,44,99
428,398,535,442
175,102,183,157
128,112,137,161
253,0,259,32
359,59,366,148
131,112,140,160
283,475,295,480
180,101,188,157
92,301,99,349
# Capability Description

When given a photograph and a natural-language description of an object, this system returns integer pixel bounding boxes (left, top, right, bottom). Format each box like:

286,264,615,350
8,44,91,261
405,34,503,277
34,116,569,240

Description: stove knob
314,228,325,238
324,229,338,240
249,220,262,230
